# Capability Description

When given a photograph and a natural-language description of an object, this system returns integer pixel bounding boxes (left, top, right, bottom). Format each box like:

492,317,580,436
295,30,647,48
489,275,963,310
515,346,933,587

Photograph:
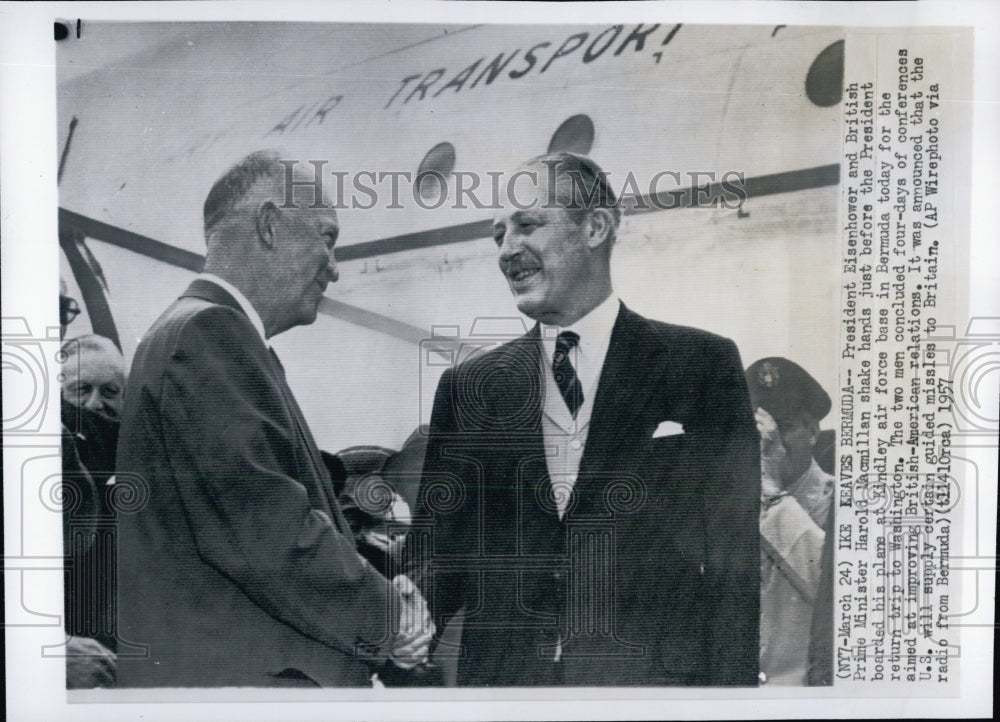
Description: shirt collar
540,294,620,390
197,273,267,342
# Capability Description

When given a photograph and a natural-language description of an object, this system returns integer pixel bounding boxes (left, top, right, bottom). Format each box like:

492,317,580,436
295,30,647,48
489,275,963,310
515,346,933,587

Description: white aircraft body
57,21,844,453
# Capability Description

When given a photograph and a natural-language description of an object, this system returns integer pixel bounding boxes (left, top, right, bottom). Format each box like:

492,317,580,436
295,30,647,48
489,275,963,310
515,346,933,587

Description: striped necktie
552,331,583,418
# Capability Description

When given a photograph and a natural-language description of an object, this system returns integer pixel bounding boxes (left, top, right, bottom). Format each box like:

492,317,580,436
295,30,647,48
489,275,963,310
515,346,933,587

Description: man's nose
81,388,103,412
497,231,521,263
326,252,339,283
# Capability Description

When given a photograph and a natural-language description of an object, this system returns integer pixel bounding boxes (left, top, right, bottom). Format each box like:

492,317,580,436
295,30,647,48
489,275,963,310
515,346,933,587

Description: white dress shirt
539,294,621,519
197,273,267,343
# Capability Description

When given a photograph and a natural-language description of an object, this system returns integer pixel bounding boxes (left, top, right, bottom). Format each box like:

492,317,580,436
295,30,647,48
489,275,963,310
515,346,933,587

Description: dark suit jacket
116,279,398,687
62,400,119,653
416,304,760,686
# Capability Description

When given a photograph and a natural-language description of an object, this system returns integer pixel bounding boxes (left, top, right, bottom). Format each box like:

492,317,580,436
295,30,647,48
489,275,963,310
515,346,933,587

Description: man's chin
516,299,567,326
292,305,321,329
513,292,545,320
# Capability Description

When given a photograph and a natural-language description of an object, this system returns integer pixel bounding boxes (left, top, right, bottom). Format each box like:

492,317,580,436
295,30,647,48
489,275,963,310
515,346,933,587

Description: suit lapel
266,350,351,533
481,326,544,433
180,280,348,532
485,328,554,521
572,305,665,512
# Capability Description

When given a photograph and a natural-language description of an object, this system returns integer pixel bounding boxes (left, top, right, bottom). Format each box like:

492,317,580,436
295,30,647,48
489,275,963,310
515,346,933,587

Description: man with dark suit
116,150,432,687
59,285,120,688
416,153,760,686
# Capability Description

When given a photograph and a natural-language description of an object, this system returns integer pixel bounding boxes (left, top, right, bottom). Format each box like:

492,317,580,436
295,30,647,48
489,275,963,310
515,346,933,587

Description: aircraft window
547,114,595,155
806,39,844,107
416,142,456,201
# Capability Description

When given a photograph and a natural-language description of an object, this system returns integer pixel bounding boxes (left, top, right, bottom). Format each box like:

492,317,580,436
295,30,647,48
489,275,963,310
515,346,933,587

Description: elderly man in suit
60,333,126,684
116,150,432,687
59,299,124,687
60,334,126,423
416,153,760,686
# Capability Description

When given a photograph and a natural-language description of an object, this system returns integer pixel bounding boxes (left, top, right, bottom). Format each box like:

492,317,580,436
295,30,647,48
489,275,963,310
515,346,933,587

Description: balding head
204,150,287,237
61,334,126,421
200,151,340,338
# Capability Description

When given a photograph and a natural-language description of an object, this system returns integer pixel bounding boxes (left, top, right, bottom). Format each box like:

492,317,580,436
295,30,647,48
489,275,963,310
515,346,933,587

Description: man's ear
583,208,614,250
255,201,280,249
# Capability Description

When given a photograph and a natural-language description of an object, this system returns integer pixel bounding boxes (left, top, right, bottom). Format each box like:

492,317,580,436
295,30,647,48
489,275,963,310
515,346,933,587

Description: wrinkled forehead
289,169,337,212
249,169,339,224
493,161,575,222
62,346,126,383
285,202,340,231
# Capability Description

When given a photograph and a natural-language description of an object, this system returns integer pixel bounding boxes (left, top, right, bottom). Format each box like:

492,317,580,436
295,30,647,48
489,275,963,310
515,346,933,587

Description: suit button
570,438,582,450
554,571,563,580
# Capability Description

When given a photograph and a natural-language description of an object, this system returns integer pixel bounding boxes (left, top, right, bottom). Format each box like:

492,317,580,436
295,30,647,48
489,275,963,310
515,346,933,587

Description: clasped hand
388,574,435,669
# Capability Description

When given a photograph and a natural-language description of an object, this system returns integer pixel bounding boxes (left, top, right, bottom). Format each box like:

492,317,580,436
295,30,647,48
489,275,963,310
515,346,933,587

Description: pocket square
652,420,685,438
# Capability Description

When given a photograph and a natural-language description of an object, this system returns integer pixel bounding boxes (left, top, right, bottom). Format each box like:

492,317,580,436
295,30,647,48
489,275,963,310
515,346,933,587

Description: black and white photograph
1,2,996,720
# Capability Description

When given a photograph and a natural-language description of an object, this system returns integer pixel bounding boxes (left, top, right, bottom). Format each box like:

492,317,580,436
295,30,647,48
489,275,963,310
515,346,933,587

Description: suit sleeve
159,306,399,661
696,338,761,685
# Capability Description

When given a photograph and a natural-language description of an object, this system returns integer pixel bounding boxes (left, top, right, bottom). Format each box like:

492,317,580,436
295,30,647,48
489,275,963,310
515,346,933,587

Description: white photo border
2,1,996,720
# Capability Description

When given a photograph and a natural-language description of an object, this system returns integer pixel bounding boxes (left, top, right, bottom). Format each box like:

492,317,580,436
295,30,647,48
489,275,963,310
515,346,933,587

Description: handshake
387,574,436,671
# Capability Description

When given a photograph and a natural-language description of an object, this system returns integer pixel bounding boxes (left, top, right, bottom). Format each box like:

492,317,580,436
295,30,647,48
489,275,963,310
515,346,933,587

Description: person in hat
744,357,834,686
334,445,411,575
